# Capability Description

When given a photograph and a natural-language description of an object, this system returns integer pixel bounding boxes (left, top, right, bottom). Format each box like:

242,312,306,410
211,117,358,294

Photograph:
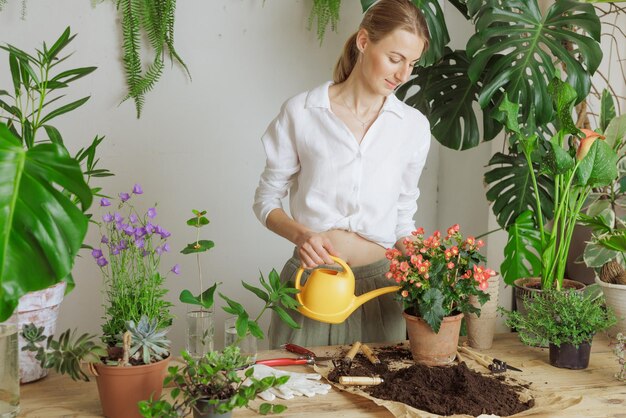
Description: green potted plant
500,289,616,369
139,269,301,418
22,184,178,418
489,78,619,306
385,224,495,365
577,215,626,337
0,27,113,383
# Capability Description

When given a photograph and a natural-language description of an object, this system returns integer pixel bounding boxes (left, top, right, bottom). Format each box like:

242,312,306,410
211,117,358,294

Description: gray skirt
267,251,406,349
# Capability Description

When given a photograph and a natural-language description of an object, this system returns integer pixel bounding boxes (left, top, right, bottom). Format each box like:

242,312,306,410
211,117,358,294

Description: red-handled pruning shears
282,343,334,361
255,357,315,367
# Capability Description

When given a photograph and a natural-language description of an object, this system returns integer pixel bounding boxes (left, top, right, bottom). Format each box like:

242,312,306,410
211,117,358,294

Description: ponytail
332,0,430,84
333,32,359,84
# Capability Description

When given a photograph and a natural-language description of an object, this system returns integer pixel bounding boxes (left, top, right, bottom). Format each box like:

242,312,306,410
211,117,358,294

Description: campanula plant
94,184,177,347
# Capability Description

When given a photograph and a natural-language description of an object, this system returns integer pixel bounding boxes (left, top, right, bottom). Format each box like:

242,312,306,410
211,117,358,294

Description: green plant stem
194,222,204,309
522,149,545,243
475,227,502,239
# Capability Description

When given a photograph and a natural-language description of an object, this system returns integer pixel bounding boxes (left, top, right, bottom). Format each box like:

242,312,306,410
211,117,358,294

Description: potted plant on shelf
139,269,301,418
500,289,616,370
22,184,178,418
0,27,113,383
385,224,495,365
489,79,619,308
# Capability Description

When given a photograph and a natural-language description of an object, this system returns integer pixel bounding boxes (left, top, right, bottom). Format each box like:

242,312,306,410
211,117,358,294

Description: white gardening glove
247,364,331,401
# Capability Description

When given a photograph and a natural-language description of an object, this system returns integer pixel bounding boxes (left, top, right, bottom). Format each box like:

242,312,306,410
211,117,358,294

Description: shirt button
356,152,362,159
353,186,359,192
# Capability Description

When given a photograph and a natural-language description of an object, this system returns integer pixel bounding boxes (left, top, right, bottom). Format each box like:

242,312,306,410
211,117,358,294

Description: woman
253,0,431,348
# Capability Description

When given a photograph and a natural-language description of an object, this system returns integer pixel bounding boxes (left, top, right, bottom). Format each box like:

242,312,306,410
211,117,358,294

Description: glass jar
186,309,214,359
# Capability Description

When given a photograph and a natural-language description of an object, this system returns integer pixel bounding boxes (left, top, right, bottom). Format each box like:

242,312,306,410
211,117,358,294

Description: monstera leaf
398,49,502,150
0,123,92,321
485,152,555,229
467,0,602,127
501,211,542,285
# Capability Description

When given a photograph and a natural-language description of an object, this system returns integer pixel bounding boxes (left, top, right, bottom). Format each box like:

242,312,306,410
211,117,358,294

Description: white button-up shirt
253,81,431,249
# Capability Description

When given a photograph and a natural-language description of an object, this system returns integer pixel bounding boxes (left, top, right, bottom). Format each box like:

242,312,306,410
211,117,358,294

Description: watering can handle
294,256,350,290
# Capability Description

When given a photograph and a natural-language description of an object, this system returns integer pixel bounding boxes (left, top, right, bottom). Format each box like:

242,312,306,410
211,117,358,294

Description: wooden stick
360,344,381,365
339,376,383,386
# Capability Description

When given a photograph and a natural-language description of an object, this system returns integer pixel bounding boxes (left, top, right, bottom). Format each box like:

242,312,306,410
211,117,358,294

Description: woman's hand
296,231,338,269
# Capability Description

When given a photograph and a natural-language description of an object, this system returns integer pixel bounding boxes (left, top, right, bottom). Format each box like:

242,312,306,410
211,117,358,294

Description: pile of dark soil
327,344,534,417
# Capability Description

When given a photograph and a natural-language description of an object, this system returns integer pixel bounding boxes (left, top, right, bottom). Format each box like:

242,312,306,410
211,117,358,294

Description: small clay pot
193,399,233,418
548,341,592,370
94,356,170,418
403,310,463,365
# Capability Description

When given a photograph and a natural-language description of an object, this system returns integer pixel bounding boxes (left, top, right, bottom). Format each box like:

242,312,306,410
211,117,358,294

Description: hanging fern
117,0,191,118
308,0,342,44
0,0,27,18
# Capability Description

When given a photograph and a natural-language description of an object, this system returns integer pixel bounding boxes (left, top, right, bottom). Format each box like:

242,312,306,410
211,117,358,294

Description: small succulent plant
124,315,170,365
21,323,107,382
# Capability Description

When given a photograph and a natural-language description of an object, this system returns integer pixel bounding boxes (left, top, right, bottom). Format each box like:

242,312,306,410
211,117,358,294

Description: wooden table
18,333,626,417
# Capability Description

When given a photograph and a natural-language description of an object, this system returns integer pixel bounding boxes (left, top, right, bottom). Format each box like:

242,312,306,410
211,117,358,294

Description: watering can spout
295,256,400,324
354,285,401,308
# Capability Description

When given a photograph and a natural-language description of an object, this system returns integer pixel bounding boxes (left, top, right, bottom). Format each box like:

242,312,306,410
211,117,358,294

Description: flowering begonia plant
386,224,496,333
93,184,177,346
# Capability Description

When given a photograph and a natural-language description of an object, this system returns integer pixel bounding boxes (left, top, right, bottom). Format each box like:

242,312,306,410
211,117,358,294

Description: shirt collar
305,81,405,119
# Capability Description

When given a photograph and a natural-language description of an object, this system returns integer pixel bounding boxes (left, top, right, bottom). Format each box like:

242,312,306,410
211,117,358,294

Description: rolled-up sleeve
253,108,300,227
395,122,431,240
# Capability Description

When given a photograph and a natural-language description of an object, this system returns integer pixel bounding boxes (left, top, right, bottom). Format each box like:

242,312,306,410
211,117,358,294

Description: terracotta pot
594,276,626,337
17,281,67,383
403,311,463,365
549,341,592,370
94,356,170,418
193,399,233,418
466,274,501,349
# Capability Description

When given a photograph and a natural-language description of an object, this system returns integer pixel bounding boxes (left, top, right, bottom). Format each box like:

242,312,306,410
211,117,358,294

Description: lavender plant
93,184,177,347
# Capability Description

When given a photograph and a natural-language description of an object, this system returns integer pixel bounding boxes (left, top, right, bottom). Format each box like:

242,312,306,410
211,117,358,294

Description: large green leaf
576,139,618,187
411,0,449,66
0,123,92,321
467,0,602,127
583,242,618,269
398,49,501,150
501,211,542,285
604,114,626,151
485,152,555,229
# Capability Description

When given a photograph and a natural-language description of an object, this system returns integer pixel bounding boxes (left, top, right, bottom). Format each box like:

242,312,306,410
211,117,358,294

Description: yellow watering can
295,256,400,324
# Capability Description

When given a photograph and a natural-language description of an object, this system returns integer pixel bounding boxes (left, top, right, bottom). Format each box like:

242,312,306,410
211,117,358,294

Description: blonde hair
333,0,430,83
